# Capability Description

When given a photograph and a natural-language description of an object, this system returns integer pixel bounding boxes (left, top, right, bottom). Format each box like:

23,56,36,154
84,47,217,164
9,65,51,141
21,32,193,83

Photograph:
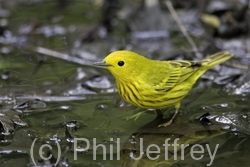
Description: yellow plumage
94,50,233,127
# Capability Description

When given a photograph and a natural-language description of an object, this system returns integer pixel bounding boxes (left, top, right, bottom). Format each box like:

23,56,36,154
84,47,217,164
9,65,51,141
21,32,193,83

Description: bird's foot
158,120,173,127
125,111,146,121
158,108,179,127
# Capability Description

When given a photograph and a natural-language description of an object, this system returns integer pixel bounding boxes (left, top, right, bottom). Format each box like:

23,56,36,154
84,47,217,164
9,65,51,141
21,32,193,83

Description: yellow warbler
94,50,233,127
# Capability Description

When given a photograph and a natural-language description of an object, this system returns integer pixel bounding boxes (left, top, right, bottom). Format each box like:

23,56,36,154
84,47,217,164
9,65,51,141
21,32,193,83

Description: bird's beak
93,60,111,67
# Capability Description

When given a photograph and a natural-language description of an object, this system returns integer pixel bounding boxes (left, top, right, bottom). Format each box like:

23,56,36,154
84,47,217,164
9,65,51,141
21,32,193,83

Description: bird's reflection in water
120,111,225,167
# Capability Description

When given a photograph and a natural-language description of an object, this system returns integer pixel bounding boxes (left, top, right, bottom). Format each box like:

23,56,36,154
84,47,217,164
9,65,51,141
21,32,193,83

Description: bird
93,50,233,127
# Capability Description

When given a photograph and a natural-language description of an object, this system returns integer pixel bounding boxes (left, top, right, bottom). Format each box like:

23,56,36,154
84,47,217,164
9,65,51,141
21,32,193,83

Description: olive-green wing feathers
153,51,233,91
172,60,202,84
155,60,202,91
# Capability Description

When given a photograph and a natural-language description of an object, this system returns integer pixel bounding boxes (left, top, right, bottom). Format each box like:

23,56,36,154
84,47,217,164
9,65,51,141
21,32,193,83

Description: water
0,0,250,167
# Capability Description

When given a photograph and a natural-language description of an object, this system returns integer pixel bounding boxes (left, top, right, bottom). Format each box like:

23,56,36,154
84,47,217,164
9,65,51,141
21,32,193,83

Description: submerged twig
25,46,95,66
228,63,249,70
165,0,199,54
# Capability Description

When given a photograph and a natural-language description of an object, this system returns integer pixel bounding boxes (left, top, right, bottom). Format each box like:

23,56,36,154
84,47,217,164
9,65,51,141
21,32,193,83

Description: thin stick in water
165,0,199,54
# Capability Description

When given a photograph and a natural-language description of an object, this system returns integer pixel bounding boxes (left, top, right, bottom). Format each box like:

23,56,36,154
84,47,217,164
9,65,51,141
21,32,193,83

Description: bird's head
93,50,149,81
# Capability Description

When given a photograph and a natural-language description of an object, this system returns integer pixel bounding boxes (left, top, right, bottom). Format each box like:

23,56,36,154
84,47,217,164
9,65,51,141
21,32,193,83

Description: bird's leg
158,108,178,127
125,110,147,121
158,103,180,127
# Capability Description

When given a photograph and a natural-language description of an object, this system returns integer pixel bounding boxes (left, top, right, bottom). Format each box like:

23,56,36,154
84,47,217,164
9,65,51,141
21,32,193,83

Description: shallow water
0,0,250,167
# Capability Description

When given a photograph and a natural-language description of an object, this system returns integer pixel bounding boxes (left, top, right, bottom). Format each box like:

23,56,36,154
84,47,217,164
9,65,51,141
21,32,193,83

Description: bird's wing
155,60,202,91
172,60,202,84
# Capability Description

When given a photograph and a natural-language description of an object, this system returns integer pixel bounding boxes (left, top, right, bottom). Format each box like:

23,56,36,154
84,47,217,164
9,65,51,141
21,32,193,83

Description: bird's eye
118,61,124,66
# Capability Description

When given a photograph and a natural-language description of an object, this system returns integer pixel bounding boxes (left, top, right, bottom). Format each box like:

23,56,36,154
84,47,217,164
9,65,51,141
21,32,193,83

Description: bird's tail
202,51,234,69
